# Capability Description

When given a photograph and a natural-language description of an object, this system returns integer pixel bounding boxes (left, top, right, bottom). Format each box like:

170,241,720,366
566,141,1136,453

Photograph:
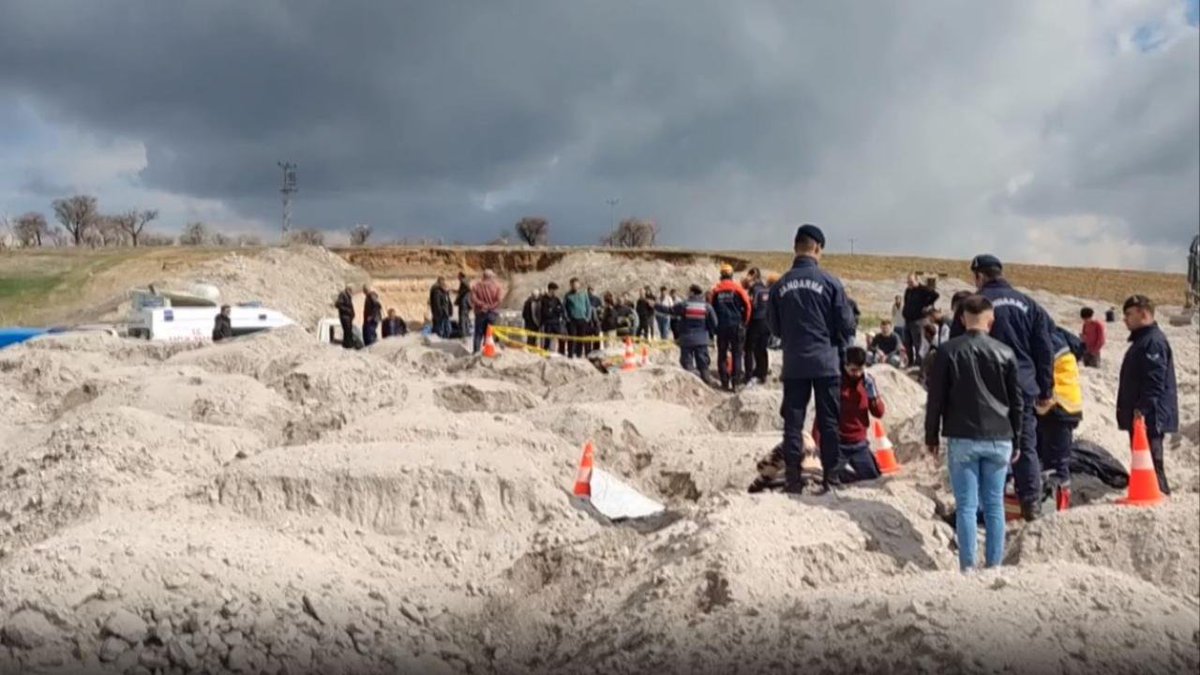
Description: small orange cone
871,419,901,475
620,337,638,372
481,325,498,358
640,344,650,367
1119,417,1164,507
573,441,595,498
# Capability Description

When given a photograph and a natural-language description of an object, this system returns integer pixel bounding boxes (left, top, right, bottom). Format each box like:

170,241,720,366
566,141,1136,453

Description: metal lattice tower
277,161,297,236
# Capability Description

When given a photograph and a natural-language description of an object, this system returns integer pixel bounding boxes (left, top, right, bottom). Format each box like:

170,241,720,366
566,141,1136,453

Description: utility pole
850,237,857,255
605,197,620,232
277,161,297,237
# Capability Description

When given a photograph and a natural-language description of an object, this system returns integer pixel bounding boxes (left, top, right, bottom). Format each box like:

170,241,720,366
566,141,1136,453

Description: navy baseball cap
794,223,826,248
970,254,1002,272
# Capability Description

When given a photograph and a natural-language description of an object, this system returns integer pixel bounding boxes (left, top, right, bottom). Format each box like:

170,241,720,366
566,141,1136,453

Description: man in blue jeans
925,295,1024,571
767,224,855,494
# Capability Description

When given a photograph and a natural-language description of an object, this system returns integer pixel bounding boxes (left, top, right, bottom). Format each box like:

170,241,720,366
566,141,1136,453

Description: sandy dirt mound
0,406,264,555
434,380,539,414
544,366,721,409
707,388,782,432
1009,495,1200,598
504,251,724,310
165,325,317,381
445,350,603,395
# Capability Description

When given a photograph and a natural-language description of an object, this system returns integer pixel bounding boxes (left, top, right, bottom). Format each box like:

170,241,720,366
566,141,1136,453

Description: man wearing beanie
711,262,752,391
768,224,856,494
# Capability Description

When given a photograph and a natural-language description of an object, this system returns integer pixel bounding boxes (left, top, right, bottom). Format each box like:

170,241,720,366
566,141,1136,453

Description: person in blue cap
767,223,855,494
968,254,1055,521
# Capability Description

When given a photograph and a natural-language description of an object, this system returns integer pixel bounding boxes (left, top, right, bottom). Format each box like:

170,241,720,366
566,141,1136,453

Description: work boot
783,481,804,495
1020,499,1041,522
1055,485,1071,512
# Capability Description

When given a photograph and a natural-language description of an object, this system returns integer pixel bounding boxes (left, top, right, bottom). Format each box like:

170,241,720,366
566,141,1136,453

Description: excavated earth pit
0,249,1197,674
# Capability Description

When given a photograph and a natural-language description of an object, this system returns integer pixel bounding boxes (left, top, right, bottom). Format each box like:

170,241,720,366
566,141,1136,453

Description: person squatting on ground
381,308,407,338
563,278,594,359
868,320,905,367
768,224,855,494
335,284,356,349
712,263,752,391
656,284,718,385
1037,326,1084,510
1079,306,1106,368
539,282,567,355
429,277,454,339
1117,294,1179,496
362,285,383,347
925,294,1024,572
212,304,233,342
828,346,884,484
743,268,772,386
970,254,1054,522
902,273,939,365
469,270,504,354
522,289,542,347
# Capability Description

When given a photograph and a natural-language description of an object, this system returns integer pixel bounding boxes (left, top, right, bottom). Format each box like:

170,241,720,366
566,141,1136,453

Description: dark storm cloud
0,0,1196,265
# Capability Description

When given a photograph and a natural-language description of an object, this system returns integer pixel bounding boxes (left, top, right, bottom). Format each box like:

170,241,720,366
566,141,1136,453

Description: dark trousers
458,306,471,340
363,320,378,347
339,316,355,349
541,322,566,355
1037,416,1075,485
433,317,452,339
835,441,882,483
524,322,539,346
568,319,590,359
781,377,841,486
680,345,712,384
716,326,745,387
1130,429,1171,495
904,321,923,365
1011,395,1042,503
744,321,769,383
637,318,653,339
472,311,496,354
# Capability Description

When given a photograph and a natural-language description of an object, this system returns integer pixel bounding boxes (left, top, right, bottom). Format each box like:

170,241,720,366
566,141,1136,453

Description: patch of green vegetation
0,273,66,324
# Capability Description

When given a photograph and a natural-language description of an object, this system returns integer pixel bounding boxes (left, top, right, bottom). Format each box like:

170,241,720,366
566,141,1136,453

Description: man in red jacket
832,346,885,484
1079,307,1106,367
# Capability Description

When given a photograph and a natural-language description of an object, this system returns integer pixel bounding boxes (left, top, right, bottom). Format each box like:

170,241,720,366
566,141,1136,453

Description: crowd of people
304,230,1178,575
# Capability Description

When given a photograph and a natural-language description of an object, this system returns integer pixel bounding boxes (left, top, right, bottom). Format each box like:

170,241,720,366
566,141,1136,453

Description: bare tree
111,209,158,247
95,216,130,247
235,234,262,247
602,218,658,248
52,195,99,246
14,212,50,247
179,221,210,246
514,216,549,246
349,223,372,246
49,228,71,247
286,228,325,246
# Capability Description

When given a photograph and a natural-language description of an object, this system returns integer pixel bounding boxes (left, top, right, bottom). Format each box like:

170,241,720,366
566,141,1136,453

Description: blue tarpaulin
0,327,49,350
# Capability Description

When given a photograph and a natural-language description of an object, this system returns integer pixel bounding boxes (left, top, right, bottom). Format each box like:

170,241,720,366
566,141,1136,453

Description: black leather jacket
925,331,1024,446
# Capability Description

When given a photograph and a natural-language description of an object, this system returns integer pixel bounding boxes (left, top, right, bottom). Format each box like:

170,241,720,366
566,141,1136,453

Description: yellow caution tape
491,324,676,351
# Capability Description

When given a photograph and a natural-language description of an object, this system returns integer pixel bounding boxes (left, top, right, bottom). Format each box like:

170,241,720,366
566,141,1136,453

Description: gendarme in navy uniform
968,254,1054,521
767,224,855,493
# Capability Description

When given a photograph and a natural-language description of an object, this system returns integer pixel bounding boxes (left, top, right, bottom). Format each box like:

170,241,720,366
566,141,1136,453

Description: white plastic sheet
587,468,666,521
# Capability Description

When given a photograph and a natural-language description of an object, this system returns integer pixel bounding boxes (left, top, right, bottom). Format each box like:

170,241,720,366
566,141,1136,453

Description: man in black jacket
522,290,542,347
455,272,472,341
381,308,407,338
902,273,939,364
362,284,383,347
1117,295,1178,495
429,277,453,338
925,294,1023,572
539,282,567,355
335,285,356,349
969,254,1054,521
212,305,233,342
744,268,771,385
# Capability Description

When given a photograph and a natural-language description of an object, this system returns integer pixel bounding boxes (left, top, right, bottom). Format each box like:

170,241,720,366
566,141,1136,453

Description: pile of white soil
0,258,1196,675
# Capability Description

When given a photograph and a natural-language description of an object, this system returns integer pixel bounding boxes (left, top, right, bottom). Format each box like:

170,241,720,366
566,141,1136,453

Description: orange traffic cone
620,337,638,372
640,344,650,367
573,441,595,498
871,419,901,475
482,325,498,358
1119,417,1164,507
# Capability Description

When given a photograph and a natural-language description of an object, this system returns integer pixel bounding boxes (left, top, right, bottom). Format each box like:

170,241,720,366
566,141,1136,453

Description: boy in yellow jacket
1036,326,1084,510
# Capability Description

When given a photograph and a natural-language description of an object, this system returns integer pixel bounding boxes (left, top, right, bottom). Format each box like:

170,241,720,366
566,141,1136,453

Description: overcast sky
1,0,1197,271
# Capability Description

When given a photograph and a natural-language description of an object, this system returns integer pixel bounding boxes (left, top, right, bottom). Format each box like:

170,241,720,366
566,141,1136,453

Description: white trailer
128,306,294,342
